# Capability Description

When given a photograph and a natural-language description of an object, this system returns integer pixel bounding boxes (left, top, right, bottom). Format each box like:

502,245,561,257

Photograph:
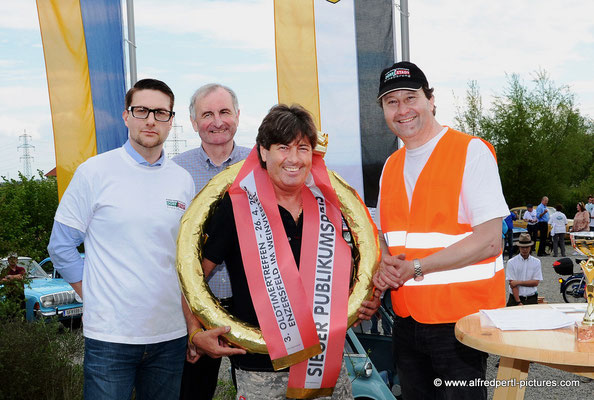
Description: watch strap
413,258,423,279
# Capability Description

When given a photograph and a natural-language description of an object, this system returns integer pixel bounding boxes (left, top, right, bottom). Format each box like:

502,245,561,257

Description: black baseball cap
377,61,429,100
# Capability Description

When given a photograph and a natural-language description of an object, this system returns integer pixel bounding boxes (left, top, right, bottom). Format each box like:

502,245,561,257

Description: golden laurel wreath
176,158,380,354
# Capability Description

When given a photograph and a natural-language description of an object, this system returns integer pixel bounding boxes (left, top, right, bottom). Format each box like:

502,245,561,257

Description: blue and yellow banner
36,0,127,198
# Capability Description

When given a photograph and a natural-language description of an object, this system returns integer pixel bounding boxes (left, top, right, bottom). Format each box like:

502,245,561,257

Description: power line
165,124,186,158
17,130,35,178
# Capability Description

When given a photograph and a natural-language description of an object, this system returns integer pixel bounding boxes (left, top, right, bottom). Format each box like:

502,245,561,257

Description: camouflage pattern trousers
234,360,353,400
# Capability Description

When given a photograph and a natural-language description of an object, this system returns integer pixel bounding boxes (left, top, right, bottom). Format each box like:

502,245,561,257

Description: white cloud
2,0,594,177
0,59,23,68
179,72,218,83
0,3,39,30
405,0,594,125
411,1,594,80
218,63,274,73
0,86,50,110
134,0,275,52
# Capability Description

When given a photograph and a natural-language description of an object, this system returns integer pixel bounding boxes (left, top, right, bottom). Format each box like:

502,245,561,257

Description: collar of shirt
199,142,241,168
123,139,164,167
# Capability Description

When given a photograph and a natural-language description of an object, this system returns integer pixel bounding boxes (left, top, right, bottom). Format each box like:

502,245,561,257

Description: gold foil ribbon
176,156,380,353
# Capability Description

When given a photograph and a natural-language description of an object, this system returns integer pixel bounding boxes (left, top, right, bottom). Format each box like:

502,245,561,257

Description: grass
213,378,237,400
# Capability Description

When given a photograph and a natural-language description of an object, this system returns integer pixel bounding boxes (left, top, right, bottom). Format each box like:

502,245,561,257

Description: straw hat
517,233,534,247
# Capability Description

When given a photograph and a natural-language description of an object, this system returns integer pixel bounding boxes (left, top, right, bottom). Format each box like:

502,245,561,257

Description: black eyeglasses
128,106,175,122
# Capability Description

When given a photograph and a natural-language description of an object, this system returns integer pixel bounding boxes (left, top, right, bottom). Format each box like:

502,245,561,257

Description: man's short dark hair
256,104,317,168
125,79,174,111
555,204,563,212
421,85,434,101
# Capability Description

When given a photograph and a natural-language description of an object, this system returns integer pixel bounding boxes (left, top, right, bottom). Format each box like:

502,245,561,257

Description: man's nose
395,103,409,115
145,112,156,124
287,147,299,161
213,114,224,127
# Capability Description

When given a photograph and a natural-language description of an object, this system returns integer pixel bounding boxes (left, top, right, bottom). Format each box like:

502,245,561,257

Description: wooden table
455,304,594,399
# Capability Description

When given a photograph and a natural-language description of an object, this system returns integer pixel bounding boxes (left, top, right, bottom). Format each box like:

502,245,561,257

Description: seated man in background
506,233,542,306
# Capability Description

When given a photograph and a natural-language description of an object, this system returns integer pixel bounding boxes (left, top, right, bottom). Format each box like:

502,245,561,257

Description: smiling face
123,89,172,153
191,87,239,147
381,89,437,147
259,136,313,196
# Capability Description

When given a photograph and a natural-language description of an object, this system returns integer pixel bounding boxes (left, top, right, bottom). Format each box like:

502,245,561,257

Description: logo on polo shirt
384,67,411,82
166,199,186,211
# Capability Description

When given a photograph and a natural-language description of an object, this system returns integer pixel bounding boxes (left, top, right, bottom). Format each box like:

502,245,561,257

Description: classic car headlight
364,361,373,378
40,294,55,308
40,290,77,308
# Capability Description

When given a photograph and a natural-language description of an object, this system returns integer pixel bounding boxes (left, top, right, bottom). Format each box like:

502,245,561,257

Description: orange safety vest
379,128,505,324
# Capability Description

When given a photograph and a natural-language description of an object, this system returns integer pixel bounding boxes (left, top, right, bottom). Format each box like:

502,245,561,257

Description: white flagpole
399,0,410,61
126,0,137,85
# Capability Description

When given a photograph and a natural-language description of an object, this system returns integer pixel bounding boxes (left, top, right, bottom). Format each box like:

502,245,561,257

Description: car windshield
0,258,50,279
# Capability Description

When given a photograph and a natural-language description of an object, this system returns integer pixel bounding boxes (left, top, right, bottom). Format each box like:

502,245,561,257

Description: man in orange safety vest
373,62,509,400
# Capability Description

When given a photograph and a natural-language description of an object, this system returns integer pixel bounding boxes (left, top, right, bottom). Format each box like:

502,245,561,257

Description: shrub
0,172,59,261
0,318,84,400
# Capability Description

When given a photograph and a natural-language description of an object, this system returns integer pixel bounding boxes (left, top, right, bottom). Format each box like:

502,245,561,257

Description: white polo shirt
505,254,542,297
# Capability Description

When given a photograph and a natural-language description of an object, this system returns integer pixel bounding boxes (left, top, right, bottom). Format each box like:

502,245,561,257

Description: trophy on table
570,231,594,342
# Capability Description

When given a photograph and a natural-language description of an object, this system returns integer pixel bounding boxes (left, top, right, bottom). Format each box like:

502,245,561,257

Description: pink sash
229,147,350,398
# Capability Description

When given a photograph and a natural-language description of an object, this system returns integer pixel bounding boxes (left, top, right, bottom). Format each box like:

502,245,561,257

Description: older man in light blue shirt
172,83,251,400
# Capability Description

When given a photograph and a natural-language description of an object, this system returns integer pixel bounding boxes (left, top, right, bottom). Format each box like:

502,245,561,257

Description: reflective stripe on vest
384,230,503,285
379,128,506,323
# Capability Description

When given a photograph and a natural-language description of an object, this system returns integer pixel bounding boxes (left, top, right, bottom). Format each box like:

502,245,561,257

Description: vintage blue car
0,256,82,322
343,294,402,400
344,326,399,400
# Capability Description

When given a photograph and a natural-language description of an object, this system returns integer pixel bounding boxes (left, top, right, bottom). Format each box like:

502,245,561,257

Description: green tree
0,171,59,261
455,72,594,210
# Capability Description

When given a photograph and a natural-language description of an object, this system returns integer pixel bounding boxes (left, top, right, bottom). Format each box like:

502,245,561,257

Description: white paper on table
479,308,576,331
549,303,587,313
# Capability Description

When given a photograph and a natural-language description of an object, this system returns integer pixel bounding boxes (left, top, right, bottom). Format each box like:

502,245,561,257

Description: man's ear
259,145,267,163
190,116,199,132
122,110,129,127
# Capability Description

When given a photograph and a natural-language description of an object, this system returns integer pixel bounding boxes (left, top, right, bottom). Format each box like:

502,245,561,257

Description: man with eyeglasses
48,79,196,400
172,83,250,400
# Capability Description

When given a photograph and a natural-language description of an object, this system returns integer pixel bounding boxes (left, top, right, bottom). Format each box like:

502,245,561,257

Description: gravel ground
216,253,592,400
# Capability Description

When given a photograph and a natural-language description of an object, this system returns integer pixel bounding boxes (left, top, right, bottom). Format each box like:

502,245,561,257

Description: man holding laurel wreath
172,83,250,400
372,62,508,399
182,104,380,399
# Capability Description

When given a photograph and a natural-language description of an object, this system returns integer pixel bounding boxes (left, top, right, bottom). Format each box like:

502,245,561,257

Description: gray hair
188,83,239,120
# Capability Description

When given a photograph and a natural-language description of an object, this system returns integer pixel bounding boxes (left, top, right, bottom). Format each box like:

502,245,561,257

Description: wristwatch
413,259,424,281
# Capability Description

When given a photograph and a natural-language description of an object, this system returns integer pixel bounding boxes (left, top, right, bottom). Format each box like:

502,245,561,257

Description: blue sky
1,0,593,179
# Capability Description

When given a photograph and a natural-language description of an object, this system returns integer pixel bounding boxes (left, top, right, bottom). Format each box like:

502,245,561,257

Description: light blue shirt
172,143,251,298
47,140,164,283
536,203,549,223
